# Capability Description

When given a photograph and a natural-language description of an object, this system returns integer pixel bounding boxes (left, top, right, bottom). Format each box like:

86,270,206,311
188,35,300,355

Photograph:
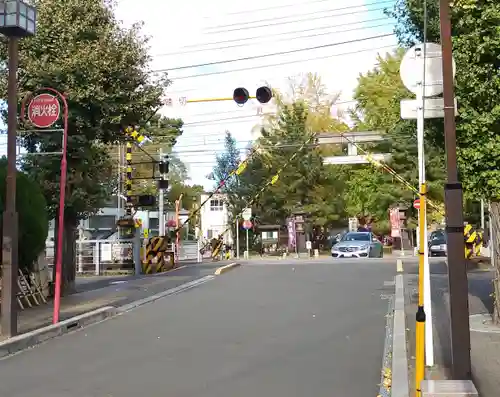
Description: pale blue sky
1,0,399,188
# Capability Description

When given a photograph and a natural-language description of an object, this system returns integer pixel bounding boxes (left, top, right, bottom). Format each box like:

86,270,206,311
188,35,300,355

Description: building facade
199,193,232,244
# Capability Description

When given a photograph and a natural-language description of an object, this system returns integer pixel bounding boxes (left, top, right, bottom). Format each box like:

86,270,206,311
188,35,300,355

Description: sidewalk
0,262,221,341
404,260,500,397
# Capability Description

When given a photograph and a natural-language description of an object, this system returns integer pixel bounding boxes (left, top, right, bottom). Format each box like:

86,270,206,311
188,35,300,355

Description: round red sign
413,199,421,209
27,93,61,128
242,220,253,229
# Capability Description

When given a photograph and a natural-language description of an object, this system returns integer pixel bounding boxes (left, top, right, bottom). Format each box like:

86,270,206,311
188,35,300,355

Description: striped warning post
464,224,476,259
142,237,172,274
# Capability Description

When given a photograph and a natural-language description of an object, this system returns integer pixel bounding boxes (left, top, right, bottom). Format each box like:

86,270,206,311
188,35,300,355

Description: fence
46,238,140,275
490,202,500,322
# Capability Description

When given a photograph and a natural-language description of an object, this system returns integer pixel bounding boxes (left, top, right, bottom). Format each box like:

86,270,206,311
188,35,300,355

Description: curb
0,306,117,359
214,262,241,275
0,275,217,359
391,274,410,397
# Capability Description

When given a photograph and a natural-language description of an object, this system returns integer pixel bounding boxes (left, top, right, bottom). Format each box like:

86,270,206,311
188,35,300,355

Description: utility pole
439,0,472,380
236,216,240,259
158,148,168,236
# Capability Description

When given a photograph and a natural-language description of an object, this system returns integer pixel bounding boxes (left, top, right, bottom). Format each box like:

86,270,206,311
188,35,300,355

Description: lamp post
0,0,36,337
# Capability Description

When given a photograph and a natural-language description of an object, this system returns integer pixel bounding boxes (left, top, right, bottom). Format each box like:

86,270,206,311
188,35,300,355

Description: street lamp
0,0,36,337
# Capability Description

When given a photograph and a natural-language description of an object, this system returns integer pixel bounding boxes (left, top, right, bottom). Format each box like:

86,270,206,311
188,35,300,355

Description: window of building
88,215,116,230
207,229,214,239
209,199,224,211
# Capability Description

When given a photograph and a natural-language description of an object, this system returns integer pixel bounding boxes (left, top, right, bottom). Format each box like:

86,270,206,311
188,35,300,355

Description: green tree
349,50,446,226
212,131,241,194
1,0,168,292
389,0,500,320
0,158,48,273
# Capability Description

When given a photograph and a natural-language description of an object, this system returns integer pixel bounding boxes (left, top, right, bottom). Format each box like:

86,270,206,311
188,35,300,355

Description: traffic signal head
159,159,169,174
233,87,249,105
256,86,272,104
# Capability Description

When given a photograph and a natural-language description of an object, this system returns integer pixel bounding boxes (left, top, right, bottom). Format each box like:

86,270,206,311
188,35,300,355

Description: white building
199,193,232,244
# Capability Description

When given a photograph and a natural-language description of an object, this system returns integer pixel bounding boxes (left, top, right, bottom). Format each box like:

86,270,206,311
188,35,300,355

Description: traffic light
233,87,250,105
256,86,272,104
233,86,272,105
158,157,169,174
158,155,169,190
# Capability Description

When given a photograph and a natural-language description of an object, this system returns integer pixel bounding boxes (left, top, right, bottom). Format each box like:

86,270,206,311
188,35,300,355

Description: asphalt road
0,258,397,397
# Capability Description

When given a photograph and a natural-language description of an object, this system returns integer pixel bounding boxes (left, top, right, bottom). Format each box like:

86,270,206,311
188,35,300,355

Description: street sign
306,241,312,250
242,220,252,230
414,199,421,210
400,97,458,119
242,208,252,221
400,42,456,97
28,93,61,128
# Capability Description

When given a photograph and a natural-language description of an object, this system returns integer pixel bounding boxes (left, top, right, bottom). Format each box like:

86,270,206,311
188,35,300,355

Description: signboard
287,218,296,249
389,208,401,238
28,93,61,128
242,208,252,221
348,218,358,232
413,199,421,210
400,97,457,119
242,220,252,230
306,241,312,250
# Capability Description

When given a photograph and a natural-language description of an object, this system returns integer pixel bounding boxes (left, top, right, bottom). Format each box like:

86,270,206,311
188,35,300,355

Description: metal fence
46,238,139,275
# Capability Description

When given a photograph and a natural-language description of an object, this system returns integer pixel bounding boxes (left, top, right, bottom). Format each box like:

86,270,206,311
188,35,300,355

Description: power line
156,21,393,57
205,0,394,31
157,16,391,53
201,0,340,18
167,44,397,80
205,5,392,34
157,34,394,72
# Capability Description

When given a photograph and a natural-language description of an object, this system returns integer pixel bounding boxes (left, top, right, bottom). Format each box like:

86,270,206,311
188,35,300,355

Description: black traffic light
135,194,156,207
157,179,169,190
256,86,272,104
158,158,169,174
233,87,249,105
233,86,272,105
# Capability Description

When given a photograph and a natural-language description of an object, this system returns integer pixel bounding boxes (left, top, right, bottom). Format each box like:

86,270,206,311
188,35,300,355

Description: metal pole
1,38,19,337
480,199,485,230
117,144,122,239
416,43,434,367
52,89,69,325
488,202,495,269
246,228,249,259
439,0,472,379
236,217,240,259
159,148,165,236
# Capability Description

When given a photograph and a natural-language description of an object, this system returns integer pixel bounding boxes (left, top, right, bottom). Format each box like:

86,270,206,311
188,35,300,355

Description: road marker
397,259,404,273
214,262,241,275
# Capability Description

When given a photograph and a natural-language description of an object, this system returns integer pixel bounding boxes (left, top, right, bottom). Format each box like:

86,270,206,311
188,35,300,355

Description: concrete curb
392,274,410,397
214,262,241,275
0,306,117,359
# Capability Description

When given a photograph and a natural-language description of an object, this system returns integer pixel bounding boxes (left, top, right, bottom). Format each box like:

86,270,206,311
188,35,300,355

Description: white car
331,232,384,258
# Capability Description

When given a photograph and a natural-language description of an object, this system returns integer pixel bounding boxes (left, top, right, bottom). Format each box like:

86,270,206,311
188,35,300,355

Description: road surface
0,258,397,397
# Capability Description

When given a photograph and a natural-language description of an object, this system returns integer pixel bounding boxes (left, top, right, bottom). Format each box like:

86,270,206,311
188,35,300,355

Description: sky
0,0,399,189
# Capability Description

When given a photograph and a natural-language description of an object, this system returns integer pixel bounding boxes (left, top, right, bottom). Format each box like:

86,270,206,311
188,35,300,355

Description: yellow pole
415,183,427,396
186,96,256,104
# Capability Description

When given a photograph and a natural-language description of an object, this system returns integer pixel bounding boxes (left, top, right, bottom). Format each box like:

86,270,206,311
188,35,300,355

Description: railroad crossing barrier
464,224,484,259
142,236,175,274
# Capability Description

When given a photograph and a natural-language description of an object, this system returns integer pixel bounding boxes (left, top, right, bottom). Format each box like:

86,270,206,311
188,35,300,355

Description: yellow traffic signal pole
415,182,427,397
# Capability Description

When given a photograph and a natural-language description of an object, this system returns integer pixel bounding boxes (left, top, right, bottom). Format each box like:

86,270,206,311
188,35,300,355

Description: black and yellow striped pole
125,142,133,217
415,183,426,397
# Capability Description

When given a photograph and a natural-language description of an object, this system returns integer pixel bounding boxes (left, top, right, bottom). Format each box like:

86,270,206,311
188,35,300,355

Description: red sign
413,199,421,210
242,220,252,230
28,93,61,128
389,208,401,238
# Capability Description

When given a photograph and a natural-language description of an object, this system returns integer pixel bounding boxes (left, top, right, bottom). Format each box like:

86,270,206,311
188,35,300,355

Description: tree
389,0,500,320
349,50,447,227
0,157,48,273
212,131,241,195
0,0,168,293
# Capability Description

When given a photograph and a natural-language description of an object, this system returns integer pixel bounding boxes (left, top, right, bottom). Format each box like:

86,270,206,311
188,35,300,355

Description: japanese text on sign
31,103,59,119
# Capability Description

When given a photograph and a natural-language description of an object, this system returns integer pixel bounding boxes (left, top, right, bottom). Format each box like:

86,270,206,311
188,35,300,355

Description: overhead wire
156,20,393,56
163,34,394,72
204,0,395,31
204,5,393,34
157,16,391,54
163,44,397,80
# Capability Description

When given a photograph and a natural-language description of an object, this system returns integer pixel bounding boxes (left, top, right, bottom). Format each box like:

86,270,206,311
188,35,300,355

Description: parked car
331,231,384,258
429,230,447,256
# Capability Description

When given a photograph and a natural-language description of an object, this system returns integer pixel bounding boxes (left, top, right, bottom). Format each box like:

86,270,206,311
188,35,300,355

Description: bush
0,157,49,272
